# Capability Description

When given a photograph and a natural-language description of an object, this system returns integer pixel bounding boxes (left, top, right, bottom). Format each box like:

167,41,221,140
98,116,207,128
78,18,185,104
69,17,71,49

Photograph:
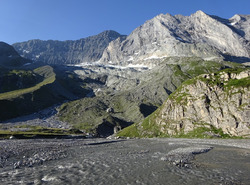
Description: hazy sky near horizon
0,0,249,44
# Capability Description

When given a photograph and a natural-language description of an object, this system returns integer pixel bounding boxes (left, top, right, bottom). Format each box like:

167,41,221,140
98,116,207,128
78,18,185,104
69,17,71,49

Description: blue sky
0,0,249,44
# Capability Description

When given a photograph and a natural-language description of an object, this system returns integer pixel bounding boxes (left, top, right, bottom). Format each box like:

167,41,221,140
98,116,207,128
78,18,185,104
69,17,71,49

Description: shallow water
0,138,249,185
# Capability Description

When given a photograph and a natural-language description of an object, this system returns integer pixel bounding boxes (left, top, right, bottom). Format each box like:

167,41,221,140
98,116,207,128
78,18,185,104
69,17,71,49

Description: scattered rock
9,136,15,140
161,145,213,168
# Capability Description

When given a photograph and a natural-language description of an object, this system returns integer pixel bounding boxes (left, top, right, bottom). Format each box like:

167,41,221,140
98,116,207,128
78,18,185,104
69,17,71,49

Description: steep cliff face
118,68,250,138
100,11,250,66
12,30,125,65
158,68,250,137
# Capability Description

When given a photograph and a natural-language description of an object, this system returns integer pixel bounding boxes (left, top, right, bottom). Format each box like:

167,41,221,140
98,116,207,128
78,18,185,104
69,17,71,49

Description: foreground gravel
0,138,249,185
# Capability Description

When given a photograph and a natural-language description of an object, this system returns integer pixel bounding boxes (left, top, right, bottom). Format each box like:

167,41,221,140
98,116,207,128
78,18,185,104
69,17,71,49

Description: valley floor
0,104,70,130
0,138,249,184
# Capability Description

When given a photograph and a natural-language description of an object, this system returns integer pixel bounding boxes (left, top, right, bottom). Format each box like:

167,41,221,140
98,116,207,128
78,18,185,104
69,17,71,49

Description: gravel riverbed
0,138,249,185
1,104,70,129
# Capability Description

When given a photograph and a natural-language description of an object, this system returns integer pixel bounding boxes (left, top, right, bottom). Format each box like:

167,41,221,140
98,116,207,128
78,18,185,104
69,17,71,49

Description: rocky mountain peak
192,10,208,17
98,30,123,38
99,11,250,67
229,14,245,23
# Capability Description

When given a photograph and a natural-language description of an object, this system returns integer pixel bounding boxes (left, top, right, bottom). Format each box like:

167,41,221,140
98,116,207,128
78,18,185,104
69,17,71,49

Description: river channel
0,138,249,184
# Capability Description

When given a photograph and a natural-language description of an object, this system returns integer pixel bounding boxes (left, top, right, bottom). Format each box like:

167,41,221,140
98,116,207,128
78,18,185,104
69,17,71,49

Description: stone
106,107,114,113
9,135,15,139
156,69,250,137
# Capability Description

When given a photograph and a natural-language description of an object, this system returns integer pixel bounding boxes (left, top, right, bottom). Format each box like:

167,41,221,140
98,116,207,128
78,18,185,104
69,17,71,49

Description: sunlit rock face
155,69,250,137
12,11,250,67
99,11,250,67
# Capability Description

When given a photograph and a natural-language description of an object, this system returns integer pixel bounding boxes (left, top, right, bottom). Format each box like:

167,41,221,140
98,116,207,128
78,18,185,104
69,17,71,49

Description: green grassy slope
0,66,55,100
117,67,249,138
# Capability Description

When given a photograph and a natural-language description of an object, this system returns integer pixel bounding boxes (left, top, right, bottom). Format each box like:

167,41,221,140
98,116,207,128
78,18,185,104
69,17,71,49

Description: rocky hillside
12,30,125,65
57,58,243,136
0,42,94,121
99,11,250,66
0,42,30,68
118,68,250,138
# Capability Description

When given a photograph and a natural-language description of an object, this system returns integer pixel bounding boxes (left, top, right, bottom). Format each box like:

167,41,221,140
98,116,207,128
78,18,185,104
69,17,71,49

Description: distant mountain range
13,30,126,65
13,10,250,66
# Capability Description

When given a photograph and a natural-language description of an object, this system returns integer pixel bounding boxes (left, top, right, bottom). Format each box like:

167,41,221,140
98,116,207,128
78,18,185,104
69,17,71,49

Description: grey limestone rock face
156,69,250,137
12,30,125,65
229,14,250,41
99,10,250,66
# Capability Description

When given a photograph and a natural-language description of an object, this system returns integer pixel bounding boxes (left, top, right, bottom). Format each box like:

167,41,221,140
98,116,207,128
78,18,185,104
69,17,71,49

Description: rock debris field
0,138,249,185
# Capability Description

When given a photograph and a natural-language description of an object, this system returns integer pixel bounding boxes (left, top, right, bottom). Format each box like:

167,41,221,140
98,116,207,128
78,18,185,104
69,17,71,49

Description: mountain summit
99,10,250,66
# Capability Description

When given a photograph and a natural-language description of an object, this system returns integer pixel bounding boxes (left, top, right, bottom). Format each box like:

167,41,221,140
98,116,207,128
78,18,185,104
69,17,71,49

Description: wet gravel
0,138,249,184
160,145,213,168
1,104,70,129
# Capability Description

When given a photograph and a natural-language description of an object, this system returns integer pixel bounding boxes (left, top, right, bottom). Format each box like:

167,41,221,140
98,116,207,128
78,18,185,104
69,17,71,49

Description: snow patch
23,50,30,54
228,22,237,26
127,64,148,68
143,55,167,61
204,56,219,61
70,62,149,70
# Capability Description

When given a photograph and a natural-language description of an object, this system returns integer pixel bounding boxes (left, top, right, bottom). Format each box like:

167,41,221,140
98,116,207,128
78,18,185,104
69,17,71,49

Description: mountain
0,42,19,58
117,68,250,138
12,11,250,67
1,11,250,137
12,30,126,65
0,42,94,121
99,11,250,66
13,11,250,66
0,42,30,68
